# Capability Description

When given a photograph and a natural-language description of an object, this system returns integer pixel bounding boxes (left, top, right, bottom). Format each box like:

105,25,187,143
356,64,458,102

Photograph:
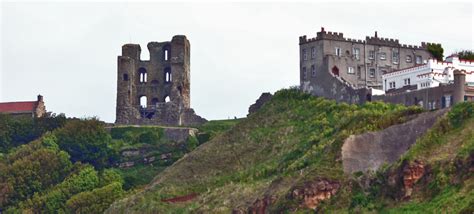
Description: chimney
37,94,43,102
321,27,325,32
375,31,378,38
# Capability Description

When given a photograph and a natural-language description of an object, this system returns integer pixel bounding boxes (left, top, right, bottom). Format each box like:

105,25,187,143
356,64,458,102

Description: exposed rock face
231,195,277,214
248,93,273,116
290,179,340,210
402,160,425,199
342,109,448,174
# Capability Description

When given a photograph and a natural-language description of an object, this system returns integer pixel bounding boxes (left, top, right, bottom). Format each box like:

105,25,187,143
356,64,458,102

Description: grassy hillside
107,88,438,213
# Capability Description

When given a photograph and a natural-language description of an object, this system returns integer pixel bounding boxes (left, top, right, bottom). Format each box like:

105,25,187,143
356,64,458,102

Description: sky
1,2,473,122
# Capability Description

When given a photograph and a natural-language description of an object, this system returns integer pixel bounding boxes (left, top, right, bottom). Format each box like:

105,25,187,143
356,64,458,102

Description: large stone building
299,27,434,104
0,95,46,118
115,35,206,126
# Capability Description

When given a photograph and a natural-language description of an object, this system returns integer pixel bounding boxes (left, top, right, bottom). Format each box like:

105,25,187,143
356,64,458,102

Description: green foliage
455,50,474,60
66,182,125,214
138,130,161,145
426,43,444,61
54,119,118,168
100,168,124,187
448,101,474,128
20,165,100,212
0,113,66,152
194,119,241,142
0,140,73,207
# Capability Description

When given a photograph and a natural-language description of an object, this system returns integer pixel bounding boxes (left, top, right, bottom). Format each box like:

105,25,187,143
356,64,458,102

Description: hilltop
106,88,473,213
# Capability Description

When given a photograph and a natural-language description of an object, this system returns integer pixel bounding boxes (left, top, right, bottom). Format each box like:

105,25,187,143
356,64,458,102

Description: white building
382,55,474,93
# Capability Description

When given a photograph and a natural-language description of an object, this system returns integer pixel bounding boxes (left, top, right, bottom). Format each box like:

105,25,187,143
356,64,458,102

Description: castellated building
299,27,434,104
115,35,206,126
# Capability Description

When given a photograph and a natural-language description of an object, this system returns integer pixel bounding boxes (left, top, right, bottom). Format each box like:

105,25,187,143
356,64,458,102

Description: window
380,52,386,60
163,46,170,61
139,96,147,108
369,68,375,78
389,81,396,89
302,67,307,79
311,47,316,59
164,96,170,103
369,50,375,59
404,78,411,86
303,49,307,61
357,66,362,78
138,68,147,83
335,47,341,56
406,55,412,63
392,49,399,64
164,67,172,83
311,65,316,77
123,73,129,81
416,55,422,64
347,67,354,74
353,48,360,60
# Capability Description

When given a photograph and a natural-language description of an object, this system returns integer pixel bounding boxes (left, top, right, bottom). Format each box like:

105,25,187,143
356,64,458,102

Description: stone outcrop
248,93,273,116
290,179,340,210
341,109,448,174
402,160,425,199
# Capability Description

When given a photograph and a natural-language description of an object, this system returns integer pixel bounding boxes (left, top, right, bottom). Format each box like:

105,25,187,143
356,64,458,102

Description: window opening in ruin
123,73,129,81
335,47,341,56
332,66,339,76
311,47,316,59
165,68,172,83
140,96,147,108
311,65,316,77
164,96,171,103
165,50,169,61
139,68,147,83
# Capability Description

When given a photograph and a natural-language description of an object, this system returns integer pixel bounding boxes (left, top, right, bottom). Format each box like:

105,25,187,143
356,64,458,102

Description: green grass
106,88,424,213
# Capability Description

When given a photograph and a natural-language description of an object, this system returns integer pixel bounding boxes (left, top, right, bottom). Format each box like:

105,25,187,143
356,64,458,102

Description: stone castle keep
115,35,206,126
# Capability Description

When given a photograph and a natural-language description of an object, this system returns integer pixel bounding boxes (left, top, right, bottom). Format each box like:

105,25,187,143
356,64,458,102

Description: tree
456,50,474,60
54,119,118,168
427,43,444,61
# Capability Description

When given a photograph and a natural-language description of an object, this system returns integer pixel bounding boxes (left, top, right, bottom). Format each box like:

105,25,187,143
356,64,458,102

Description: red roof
0,101,37,113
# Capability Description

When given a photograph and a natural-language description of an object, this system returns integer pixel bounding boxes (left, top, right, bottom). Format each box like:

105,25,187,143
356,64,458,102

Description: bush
54,119,118,168
448,102,474,128
66,182,124,214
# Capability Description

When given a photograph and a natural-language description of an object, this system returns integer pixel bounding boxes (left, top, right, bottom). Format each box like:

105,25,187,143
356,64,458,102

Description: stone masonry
299,27,434,104
115,35,206,126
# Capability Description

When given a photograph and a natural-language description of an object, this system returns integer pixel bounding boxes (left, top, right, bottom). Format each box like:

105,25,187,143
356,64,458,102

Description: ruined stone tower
115,35,206,126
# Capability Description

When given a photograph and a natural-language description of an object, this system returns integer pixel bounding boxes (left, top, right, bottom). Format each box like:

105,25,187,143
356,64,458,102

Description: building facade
299,27,434,104
0,95,46,118
115,35,206,126
382,55,474,92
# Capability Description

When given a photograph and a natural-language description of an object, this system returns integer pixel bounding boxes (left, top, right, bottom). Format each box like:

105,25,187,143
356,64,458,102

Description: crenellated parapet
299,27,436,50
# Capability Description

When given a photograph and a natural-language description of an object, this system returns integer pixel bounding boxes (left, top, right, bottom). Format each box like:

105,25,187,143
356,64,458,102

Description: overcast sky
1,2,473,122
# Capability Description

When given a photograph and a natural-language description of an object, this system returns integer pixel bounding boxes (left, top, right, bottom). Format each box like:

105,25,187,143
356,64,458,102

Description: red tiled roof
0,101,37,113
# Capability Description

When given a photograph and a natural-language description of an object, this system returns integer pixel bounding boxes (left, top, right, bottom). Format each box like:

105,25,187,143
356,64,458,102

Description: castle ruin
115,35,206,126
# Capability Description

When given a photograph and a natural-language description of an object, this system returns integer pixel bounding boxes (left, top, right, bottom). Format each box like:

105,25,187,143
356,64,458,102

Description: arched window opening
138,68,147,83
332,66,339,76
163,45,170,61
164,67,172,83
139,96,147,108
164,96,171,103
123,73,129,81
164,50,169,61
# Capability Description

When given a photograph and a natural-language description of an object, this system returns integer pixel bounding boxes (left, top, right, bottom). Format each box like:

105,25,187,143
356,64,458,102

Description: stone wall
115,35,206,126
341,109,448,174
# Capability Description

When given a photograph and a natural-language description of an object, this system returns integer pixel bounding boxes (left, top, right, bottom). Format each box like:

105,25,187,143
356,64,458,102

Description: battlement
300,28,434,49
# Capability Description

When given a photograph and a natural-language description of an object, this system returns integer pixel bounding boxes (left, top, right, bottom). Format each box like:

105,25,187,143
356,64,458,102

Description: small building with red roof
0,95,46,118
